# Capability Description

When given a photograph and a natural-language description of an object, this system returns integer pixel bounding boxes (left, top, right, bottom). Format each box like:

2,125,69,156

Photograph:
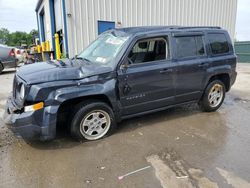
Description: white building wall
37,0,53,50
65,0,237,57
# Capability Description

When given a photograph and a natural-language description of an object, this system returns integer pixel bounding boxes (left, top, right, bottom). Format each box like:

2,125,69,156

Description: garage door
54,0,63,32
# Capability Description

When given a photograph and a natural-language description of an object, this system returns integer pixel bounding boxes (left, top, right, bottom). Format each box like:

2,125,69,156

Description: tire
70,101,116,141
199,80,226,112
0,63,3,74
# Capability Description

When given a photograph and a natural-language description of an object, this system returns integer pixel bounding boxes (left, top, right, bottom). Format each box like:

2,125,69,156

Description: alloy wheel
79,110,111,140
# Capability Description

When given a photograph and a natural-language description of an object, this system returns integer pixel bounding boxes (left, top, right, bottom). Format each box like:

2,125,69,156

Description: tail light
16,50,21,55
9,49,15,57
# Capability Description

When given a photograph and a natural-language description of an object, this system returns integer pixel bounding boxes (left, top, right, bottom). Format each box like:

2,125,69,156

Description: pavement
0,64,250,188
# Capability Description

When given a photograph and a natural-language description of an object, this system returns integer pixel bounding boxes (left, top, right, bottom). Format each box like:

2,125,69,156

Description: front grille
11,75,26,109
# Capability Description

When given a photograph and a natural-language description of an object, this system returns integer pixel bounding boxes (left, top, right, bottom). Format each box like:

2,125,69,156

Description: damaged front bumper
3,96,58,141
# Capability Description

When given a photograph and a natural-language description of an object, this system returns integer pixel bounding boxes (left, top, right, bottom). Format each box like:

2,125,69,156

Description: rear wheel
70,101,116,141
199,80,225,112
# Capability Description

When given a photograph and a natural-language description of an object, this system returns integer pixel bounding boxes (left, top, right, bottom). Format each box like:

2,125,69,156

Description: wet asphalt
0,64,250,188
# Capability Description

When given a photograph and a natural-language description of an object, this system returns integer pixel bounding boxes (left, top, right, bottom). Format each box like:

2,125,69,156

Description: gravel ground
0,69,16,148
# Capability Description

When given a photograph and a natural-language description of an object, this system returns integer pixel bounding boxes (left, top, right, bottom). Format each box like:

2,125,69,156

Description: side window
208,33,230,55
128,37,169,64
132,40,155,53
175,36,205,59
196,36,205,55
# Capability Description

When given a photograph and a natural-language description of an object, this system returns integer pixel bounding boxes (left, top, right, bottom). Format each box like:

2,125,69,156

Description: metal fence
234,41,250,63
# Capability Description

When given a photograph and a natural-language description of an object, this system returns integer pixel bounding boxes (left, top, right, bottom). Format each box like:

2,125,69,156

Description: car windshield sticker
96,57,107,63
105,37,124,45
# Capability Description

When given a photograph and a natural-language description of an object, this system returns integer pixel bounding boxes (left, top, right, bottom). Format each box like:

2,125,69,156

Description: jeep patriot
3,26,237,141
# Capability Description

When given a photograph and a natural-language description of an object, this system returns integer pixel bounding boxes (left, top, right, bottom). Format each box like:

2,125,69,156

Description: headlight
20,84,25,100
24,102,44,112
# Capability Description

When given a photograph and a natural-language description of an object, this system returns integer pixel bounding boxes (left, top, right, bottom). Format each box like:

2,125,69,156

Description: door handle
198,62,207,67
160,68,173,74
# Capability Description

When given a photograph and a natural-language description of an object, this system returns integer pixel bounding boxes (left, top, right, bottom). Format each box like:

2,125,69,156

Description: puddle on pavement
1,94,250,187
147,153,219,188
147,148,250,188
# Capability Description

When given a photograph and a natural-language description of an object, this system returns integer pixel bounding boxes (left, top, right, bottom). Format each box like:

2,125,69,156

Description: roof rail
169,26,221,30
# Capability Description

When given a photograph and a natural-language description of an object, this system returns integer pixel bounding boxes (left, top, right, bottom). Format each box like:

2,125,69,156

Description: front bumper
3,96,58,141
230,70,237,89
2,58,18,68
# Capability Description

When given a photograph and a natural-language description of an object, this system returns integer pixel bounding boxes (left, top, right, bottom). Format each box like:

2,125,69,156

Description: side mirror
120,62,129,70
120,57,132,70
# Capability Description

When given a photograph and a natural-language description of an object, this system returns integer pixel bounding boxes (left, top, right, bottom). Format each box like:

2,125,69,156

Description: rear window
175,36,205,59
208,33,230,55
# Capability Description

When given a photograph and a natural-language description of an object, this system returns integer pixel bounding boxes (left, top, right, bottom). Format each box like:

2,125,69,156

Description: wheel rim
80,110,111,140
208,83,223,108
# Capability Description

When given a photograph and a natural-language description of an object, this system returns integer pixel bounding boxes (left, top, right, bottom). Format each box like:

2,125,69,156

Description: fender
203,64,232,90
47,78,120,112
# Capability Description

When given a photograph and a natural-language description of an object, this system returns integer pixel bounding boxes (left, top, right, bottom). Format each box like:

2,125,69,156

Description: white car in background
14,47,26,62
0,44,18,74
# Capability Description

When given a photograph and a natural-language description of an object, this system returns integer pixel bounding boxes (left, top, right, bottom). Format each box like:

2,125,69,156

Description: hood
17,59,113,84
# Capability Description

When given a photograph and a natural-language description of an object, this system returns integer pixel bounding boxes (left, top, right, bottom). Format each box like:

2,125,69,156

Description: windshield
77,33,129,67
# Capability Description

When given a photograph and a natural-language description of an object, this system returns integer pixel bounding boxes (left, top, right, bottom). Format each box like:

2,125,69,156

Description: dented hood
17,59,113,84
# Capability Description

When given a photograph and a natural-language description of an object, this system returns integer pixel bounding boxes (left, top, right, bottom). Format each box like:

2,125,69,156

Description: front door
117,36,176,116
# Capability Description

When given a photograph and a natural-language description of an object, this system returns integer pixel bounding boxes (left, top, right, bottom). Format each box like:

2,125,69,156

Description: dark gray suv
3,26,237,141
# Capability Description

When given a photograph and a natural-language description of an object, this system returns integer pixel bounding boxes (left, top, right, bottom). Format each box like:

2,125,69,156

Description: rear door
173,33,209,103
117,35,177,115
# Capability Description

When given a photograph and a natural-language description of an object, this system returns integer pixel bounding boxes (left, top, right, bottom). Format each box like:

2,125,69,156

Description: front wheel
70,101,116,141
199,80,225,112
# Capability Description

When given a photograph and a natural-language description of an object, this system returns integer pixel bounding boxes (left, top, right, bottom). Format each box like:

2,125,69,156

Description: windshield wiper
82,58,91,62
72,56,91,63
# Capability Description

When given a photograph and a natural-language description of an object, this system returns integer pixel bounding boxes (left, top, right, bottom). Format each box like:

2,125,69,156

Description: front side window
175,36,205,59
208,33,230,55
128,37,169,64
77,33,129,67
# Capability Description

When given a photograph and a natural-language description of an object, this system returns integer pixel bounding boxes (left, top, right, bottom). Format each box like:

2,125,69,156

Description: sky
0,0,37,33
235,0,250,41
0,0,249,41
